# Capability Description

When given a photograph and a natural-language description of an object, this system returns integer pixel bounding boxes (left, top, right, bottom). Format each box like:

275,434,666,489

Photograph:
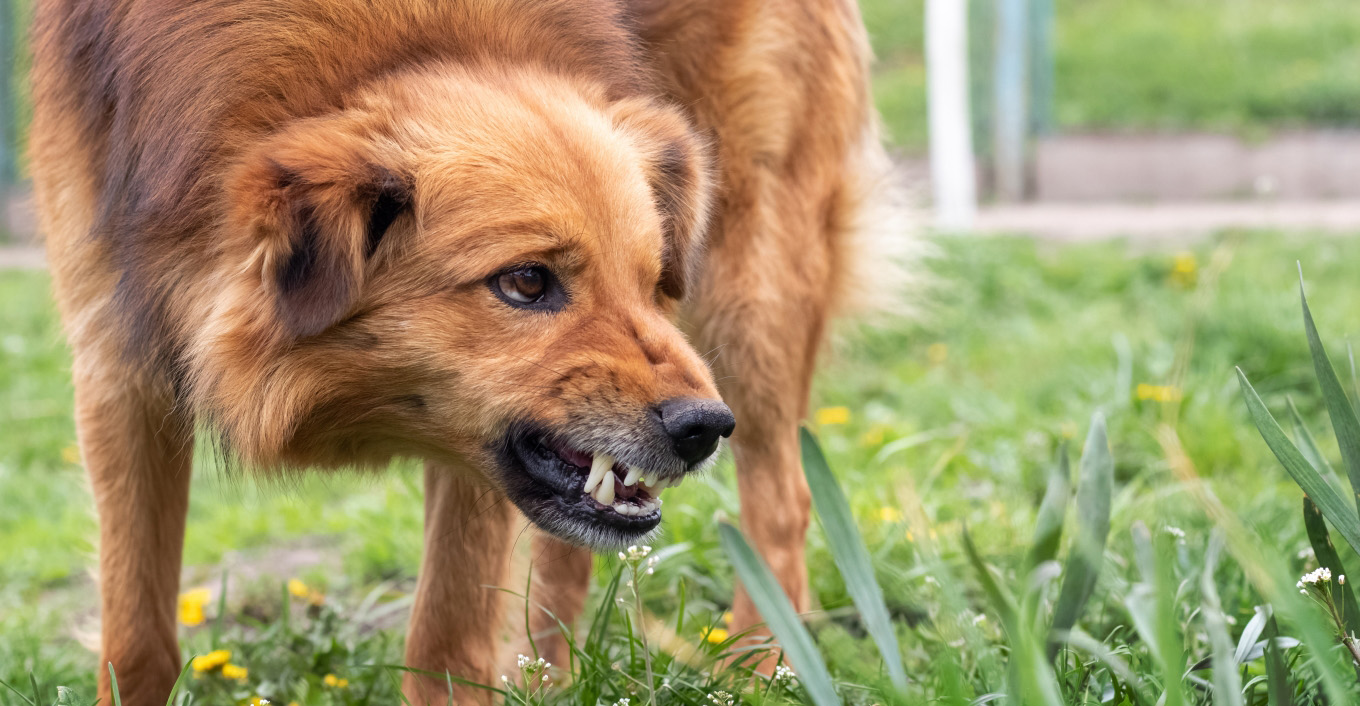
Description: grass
8,232,1360,702
862,0,1360,152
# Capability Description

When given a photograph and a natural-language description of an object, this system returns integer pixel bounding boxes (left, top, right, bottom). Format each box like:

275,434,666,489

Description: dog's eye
498,268,545,302
489,265,563,310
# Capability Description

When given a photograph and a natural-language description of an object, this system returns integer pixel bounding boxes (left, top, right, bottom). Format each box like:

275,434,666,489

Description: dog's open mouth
499,427,685,547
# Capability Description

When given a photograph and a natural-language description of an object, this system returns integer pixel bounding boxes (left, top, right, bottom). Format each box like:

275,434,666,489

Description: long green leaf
1262,614,1294,706
1301,498,1360,641
1286,397,1345,493
1049,413,1113,651
718,523,839,706
1028,443,1071,569
1299,270,1360,515
1201,534,1244,706
799,428,908,692
1237,368,1360,554
962,530,1062,706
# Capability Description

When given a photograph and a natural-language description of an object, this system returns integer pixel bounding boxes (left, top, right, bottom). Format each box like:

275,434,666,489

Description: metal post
1028,0,1054,137
0,0,14,188
926,0,977,231
992,0,1027,202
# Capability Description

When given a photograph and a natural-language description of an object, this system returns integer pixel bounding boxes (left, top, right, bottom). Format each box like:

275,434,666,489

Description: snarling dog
28,0,899,703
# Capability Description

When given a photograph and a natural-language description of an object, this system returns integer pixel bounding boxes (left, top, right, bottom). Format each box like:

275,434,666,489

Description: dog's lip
503,428,677,540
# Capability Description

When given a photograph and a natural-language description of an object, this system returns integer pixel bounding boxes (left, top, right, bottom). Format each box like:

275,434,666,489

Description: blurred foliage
862,0,1360,152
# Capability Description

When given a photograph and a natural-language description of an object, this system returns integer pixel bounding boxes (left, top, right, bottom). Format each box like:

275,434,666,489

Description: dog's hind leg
79,361,193,706
404,463,517,705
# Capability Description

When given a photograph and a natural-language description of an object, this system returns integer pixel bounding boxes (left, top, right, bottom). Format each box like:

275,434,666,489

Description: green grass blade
108,663,123,706
1049,413,1113,651
962,529,1062,706
1298,270,1360,514
1232,607,1268,665
1201,534,1244,706
1349,342,1360,411
1237,368,1360,554
0,676,38,706
1028,443,1071,569
1262,614,1294,706
163,660,194,706
718,522,839,706
961,528,1018,628
1126,523,1187,706
799,428,908,692
1301,497,1360,641
1286,397,1344,493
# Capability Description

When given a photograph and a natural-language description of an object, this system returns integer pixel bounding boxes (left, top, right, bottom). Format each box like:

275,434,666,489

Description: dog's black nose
656,397,736,465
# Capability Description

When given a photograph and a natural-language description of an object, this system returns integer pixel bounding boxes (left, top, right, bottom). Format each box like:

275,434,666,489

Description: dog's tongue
614,474,640,500
548,439,593,468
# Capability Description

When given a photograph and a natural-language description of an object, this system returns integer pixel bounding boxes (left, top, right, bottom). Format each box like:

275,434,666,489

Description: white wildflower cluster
707,691,735,706
619,544,659,575
1163,526,1186,541
612,699,631,706
516,654,550,673
1298,567,1345,594
773,665,798,687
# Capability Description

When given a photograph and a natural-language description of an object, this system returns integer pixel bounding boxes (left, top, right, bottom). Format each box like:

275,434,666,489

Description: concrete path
971,200,1360,242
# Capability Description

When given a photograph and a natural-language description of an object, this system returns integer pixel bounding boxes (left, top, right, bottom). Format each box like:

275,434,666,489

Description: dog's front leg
519,533,593,667
79,363,193,706
404,462,516,705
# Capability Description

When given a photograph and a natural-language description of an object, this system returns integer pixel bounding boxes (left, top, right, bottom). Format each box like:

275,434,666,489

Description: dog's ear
612,100,714,301
230,130,411,338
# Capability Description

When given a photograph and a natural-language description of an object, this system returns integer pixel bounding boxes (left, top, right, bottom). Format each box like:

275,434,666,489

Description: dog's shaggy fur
28,0,894,702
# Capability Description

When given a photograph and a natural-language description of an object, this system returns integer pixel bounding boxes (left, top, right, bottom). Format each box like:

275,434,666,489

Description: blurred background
4,1,1360,703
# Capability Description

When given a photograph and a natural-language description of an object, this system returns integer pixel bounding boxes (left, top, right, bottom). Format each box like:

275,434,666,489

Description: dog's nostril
656,397,736,465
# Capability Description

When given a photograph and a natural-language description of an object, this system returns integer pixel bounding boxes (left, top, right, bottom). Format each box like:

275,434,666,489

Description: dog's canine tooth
623,467,643,487
594,473,616,505
584,453,613,494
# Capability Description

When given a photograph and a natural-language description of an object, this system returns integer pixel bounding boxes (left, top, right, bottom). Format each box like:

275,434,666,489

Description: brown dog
28,0,894,703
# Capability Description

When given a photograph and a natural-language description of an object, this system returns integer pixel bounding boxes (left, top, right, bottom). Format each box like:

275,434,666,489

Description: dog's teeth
612,501,633,516
594,473,616,505
584,453,613,494
623,467,643,487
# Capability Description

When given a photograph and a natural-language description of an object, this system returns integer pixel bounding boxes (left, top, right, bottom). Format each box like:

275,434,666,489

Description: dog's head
194,64,728,548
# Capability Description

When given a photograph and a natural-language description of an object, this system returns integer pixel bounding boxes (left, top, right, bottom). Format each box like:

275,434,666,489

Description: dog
28,0,896,703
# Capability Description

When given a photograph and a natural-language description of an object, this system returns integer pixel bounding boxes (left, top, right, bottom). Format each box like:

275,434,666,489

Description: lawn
6,232,1360,703
863,0,1360,151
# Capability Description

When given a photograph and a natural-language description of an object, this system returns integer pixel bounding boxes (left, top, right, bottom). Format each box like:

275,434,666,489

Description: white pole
926,0,977,232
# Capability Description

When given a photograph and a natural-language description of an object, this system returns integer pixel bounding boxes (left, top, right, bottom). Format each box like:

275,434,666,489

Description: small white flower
1164,526,1186,540
1342,575,1348,585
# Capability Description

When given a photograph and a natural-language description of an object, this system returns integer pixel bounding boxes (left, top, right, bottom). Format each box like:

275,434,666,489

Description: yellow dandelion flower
323,673,349,688
927,343,949,366
878,506,903,523
1170,252,1198,287
248,697,271,706
721,611,734,626
815,406,850,426
859,425,891,447
190,649,231,673
179,588,212,627
287,578,310,599
61,445,81,465
221,663,248,681
1136,383,1182,403
704,627,729,644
